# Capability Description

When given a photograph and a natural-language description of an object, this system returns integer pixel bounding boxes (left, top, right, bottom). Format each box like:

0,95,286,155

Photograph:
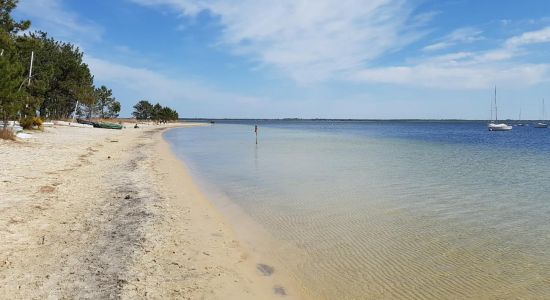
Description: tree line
0,0,120,127
132,100,179,123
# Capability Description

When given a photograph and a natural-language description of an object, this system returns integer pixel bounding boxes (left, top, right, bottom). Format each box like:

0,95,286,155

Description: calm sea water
165,121,550,299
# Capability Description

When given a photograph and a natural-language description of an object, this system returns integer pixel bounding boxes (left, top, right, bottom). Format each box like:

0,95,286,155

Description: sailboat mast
543,99,546,121
490,94,493,122
28,51,34,86
496,87,499,121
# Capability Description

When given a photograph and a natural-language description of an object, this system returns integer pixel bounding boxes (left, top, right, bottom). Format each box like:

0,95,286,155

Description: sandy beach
0,123,294,299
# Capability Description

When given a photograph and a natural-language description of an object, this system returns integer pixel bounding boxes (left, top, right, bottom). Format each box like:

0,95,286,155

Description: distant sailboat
517,108,524,126
488,87,512,131
534,99,548,128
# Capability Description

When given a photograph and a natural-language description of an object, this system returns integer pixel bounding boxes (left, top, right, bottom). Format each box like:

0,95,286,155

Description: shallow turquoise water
165,121,550,299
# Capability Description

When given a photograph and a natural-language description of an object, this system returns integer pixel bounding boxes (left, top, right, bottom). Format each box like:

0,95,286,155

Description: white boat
53,120,93,128
488,87,512,131
534,99,548,128
488,123,513,131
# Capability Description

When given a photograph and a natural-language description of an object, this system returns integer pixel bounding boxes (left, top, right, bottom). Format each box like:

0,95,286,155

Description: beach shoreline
0,123,295,299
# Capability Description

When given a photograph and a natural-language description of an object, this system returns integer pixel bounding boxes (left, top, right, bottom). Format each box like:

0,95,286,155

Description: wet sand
0,123,295,299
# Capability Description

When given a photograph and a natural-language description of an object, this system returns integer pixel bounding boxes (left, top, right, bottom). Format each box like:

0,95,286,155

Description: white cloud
85,55,270,115
505,27,550,48
131,0,431,82
351,26,550,89
353,64,548,89
18,0,550,93
423,27,483,52
131,0,550,89
15,0,103,42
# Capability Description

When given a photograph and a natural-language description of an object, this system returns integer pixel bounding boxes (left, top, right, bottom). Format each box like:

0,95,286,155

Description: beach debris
116,279,128,287
256,263,274,276
273,285,287,296
108,156,111,159
39,186,56,193
124,195,131,199
134,124,139,128
9,217,24,224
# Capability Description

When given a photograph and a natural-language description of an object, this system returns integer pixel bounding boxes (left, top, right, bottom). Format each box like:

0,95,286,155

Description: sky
12,0,550,119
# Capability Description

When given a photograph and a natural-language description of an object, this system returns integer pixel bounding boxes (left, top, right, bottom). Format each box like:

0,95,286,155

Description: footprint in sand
256,263,274,276
273,285,287,296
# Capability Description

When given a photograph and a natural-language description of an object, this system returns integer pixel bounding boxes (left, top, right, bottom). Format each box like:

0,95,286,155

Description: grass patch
0,128,16,140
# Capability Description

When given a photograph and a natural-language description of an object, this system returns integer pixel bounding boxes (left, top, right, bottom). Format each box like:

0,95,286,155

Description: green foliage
0,35,25,127
158,106,179,122
94,85,120,118
32,116,42,127
151,102,162,121
0,0,30,35
26,33,96,119
109,101,121,118
133,100,178,122
19,116,42,129
18,116,33,129
14,32,57,117
1,1,122,125
132,100,153,120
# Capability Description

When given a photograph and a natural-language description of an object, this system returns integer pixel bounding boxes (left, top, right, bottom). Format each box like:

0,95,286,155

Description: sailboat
534,99,548,128
517,108,524,126
488,87,512,131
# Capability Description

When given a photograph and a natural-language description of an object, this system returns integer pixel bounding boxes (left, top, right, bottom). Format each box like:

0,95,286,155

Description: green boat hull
93,122,123,130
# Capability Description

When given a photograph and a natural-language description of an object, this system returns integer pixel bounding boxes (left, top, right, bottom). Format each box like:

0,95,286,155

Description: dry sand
0,123,296,299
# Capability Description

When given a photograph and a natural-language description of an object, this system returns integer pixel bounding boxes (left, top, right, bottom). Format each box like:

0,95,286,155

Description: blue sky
13,0,550,119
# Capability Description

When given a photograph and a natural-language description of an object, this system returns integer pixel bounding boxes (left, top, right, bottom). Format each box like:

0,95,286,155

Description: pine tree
94,85,120,119
0,30,25,127
132,100,153,120
0,0,31,35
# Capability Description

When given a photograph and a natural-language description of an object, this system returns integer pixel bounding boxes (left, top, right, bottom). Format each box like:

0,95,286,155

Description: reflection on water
165,121,550,299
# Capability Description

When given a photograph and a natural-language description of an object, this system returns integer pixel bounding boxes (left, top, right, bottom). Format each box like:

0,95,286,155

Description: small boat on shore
93,122,123,130
54,120,93,128
76,118,94,126
77,118,123,130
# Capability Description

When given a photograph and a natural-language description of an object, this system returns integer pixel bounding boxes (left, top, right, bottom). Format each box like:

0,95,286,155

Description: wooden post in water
255,125,258,145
